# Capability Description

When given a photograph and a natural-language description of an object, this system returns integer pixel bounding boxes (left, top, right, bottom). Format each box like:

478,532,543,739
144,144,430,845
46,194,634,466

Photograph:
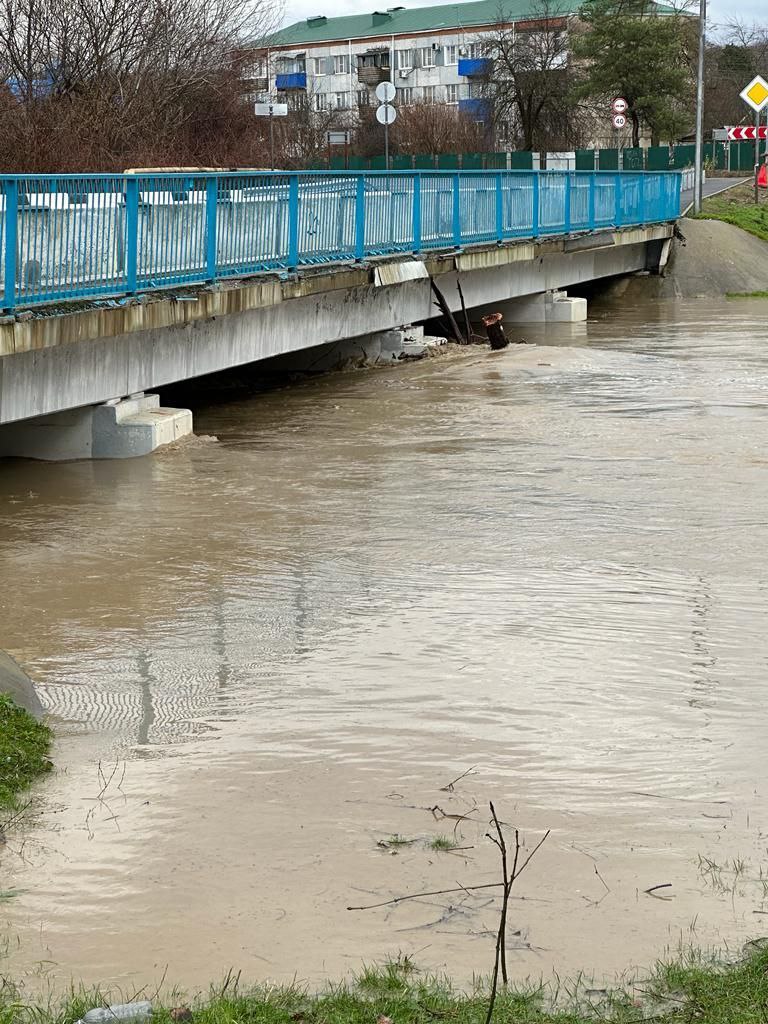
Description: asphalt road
681,175,749,213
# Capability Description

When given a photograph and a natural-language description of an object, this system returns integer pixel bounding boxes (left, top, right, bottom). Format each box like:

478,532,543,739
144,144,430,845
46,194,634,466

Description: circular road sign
612,112,627,129
375,81,396,103
612,97,628,114
376,103,397,125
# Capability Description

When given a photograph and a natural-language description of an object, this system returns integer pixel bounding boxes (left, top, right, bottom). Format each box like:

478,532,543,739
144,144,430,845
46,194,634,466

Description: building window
423,85,436,103
331,92,349,109
312,57,326,75
313,93,327,110
277,55,306,74
398,86,414,105
444,45,458,64
333,54,350,74
396,48,413,69
419,45,435,68
445,84,458,103
357,89,369,106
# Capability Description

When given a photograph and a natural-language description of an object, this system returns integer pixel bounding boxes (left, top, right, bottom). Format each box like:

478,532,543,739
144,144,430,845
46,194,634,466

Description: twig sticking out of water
485,804,550,1024
440,766,477,793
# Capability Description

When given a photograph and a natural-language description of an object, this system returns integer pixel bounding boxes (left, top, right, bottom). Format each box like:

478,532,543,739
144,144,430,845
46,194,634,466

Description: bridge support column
493,290,587,324
0,394,192,461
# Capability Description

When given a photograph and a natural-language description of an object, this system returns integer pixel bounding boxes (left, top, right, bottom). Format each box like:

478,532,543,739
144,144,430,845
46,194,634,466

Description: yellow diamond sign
740,75,768,112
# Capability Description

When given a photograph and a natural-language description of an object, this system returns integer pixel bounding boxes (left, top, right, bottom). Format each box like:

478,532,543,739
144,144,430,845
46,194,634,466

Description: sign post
612,98,628,165
254,101,289,171
738,75,768,203
693,0,706,213
375,81,397,170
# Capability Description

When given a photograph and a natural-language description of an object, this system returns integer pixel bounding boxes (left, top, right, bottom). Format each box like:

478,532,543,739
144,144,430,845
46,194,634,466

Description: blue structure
458,58,492,77
275,72,307,90
0,170,681,313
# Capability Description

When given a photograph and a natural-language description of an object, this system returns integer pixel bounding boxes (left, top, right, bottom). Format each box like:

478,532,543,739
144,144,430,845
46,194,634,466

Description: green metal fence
316,142,730,173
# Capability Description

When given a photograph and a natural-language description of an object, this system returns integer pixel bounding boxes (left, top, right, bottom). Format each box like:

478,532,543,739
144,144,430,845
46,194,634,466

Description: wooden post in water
482,312,509,351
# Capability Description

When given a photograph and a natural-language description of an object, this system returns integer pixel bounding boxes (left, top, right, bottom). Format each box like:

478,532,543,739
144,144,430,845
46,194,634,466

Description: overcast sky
280,0,764,36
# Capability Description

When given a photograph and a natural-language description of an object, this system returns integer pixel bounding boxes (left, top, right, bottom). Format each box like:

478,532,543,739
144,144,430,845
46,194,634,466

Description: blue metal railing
0,170,681,313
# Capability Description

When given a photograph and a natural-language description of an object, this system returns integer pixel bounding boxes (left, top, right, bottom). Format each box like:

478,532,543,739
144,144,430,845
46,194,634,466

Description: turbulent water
2,295,768,996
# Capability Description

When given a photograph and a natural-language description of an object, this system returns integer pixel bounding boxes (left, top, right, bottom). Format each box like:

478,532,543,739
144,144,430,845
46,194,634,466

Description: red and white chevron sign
727,125,768,140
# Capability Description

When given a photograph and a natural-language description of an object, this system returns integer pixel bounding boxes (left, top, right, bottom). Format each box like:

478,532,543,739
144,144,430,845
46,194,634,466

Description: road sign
327,130,350,145
727,125,768,140
612,113,627,129
740,75,768,112
254,102,288,117
375,81,396,103
612,97,628,114
376,103,397,125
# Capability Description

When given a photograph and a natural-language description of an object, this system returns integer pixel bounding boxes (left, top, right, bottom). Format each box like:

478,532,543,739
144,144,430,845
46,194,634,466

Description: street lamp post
693,0,706,214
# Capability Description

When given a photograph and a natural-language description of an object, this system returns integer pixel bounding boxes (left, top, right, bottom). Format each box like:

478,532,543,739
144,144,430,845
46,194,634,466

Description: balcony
458,58,491,78
356,50,391,87
275,72,307,90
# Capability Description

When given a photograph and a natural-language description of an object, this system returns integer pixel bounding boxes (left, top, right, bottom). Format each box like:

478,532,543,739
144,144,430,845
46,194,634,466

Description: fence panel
622,148,644,171
575,150,596,171
598,149,619,171
646,146,671,171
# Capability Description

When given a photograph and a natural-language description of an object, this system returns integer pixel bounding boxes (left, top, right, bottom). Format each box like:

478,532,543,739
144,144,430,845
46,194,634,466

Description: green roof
269,0,575,47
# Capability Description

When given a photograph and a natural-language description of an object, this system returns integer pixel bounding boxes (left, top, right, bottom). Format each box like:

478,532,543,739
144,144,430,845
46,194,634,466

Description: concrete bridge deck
0,169,681,458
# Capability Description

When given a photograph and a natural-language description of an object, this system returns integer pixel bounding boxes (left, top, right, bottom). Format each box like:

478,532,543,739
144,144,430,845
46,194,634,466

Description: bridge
0,168,681,458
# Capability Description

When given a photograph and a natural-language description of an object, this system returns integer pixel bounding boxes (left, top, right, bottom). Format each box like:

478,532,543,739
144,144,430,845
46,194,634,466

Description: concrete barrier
0,650,44,717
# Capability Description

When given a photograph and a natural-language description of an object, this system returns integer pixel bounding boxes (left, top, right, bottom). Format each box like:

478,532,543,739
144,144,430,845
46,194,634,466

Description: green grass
691,182,768,243
378,834,416,849
3,947,768,1024
0,693,52,821
428,834,460,852
726,290,768,298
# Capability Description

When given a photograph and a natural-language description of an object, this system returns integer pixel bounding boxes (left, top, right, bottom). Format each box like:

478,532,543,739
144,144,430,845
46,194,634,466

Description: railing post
205,177,218,281
614,173,622,227
288,174,300,269
3,179,18,311
452,173,461,247
588,173,596,230
412,173,421,253
495,172,504,241
532,172,539,237
355,175,366,260
639,172,646,224
125,176,139,294
564,171,571,234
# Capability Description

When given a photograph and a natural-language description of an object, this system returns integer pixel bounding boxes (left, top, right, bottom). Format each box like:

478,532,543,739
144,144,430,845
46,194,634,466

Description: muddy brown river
2,295,768,997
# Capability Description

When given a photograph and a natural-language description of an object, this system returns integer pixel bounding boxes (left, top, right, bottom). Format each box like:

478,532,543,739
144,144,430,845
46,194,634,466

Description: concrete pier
0,394,192,461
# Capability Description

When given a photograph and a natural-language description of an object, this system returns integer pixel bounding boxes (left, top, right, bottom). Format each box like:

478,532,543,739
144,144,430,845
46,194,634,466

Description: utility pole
693,0,706,213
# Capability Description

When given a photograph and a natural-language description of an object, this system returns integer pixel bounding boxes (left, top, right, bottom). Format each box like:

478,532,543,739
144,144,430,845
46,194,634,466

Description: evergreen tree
572,0,694,147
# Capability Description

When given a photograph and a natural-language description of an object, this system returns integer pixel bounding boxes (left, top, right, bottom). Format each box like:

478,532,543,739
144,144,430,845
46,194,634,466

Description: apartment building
254,0,576,125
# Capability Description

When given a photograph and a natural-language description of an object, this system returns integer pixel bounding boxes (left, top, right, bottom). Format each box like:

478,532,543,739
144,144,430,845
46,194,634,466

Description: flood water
2,295,768,997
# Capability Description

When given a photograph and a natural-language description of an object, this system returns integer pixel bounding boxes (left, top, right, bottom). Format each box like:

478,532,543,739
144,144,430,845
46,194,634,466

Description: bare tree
0,0,283,170
392,100,487,154
479,1,589,151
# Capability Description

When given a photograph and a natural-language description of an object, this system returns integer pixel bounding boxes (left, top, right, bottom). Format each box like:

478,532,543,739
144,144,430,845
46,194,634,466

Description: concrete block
0,394,192,461
494,290,587,324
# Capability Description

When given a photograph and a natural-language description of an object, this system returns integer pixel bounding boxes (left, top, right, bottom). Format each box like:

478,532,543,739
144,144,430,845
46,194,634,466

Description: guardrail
0,170,681,313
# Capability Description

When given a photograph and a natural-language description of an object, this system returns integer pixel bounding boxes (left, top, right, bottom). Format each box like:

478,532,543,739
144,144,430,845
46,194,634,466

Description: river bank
0,694,51,829
4,945,768,1024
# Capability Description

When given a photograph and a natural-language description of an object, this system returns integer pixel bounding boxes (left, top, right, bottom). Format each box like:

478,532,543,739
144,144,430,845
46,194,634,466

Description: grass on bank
691,181,768,243
6,945,768,1024
0,694,51,820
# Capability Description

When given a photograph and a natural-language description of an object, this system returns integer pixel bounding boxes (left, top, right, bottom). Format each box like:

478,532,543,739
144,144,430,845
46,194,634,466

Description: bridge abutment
0,394,192,461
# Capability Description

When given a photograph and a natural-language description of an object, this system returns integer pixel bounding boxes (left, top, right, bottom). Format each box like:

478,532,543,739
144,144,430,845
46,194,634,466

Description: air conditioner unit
398,68,411,78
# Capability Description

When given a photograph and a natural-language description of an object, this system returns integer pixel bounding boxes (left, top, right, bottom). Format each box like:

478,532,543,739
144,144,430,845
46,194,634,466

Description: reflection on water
2,296,768,993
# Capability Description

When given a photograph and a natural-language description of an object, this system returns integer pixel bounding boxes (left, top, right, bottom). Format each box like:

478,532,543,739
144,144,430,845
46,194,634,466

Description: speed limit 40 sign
612,113,627,129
